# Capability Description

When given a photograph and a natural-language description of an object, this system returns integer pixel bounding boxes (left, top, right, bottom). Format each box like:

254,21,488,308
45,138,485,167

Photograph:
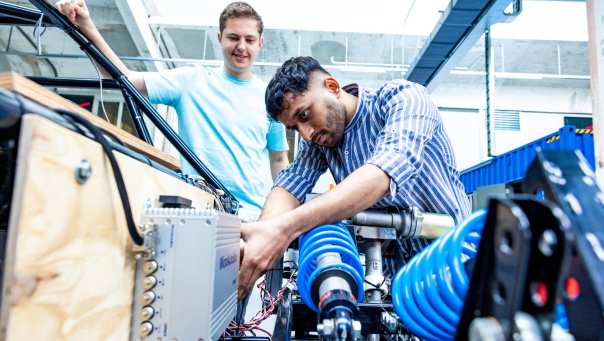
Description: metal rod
485,28,495,157
364,241,382,341
14,26,58,77
202,29,207,60
5,25,13,52
121,86,152,142
27,76,120,89
0,1,53,26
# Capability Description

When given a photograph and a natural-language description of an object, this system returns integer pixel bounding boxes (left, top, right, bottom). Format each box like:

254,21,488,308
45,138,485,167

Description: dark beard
324,100,347,147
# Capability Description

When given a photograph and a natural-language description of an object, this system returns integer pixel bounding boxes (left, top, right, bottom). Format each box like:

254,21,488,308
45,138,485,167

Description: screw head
74,159,92,185
538,229,558,256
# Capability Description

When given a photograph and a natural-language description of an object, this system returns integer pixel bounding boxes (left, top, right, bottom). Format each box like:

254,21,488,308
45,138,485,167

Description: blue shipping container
459,126,595,193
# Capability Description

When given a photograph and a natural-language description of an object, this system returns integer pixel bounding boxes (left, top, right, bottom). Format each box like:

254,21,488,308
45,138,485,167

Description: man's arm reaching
238,164,390,297
55,0,148,95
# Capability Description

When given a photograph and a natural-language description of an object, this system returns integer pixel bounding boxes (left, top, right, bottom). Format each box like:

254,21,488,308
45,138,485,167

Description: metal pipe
364,241,383,303
14,26,58,77
364,241,383,341
420,211,456,239
485,28,495,157
351,208,455,239
121,88,152,142
5,25,13,52
316,252,352,297
27,76,121,89
0,1,54,26
2,50,590,81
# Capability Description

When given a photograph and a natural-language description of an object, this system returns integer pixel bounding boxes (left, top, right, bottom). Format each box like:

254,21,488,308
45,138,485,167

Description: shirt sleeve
273,140,328,203
366,82,439,198
267,119,289,152
142,66,197,107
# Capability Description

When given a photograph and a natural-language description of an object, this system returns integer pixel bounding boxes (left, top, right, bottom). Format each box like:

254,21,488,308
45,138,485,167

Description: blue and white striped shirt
274,80,471,224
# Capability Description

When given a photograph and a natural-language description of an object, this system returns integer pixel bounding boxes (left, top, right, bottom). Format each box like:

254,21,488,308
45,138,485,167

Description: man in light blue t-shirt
56,0,289,212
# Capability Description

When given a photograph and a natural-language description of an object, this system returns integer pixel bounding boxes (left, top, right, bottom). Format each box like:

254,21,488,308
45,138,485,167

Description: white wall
492,112,565,154
441,109,591,171
440,109,485,170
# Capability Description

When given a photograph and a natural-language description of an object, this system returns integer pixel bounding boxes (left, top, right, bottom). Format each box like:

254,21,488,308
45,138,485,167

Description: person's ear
217,32,222,42
323,77,341,96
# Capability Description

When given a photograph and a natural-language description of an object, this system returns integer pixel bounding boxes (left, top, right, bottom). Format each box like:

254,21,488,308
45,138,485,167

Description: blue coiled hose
297,223,365,312
392,210,487,341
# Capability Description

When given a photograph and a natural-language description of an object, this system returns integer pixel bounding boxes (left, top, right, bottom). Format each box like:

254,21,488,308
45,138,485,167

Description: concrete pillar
587,0,604,180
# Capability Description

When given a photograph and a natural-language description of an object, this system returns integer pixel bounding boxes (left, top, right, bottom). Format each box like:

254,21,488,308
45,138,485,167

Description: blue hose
297,223,365,312
392,210,487,341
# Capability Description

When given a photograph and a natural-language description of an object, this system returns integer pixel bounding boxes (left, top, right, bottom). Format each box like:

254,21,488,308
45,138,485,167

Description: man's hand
238,219,291,298
55,0,93,31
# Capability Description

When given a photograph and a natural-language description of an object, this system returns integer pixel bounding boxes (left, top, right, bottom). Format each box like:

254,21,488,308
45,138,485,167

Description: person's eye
299,111,309,120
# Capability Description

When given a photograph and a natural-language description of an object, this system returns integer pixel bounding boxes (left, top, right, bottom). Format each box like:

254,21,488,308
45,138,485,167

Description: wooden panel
0,72,180,170
0,114,214,341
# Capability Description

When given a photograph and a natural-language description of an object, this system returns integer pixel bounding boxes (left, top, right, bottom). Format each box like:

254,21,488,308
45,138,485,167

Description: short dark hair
219,2,263,35
265,56,331,120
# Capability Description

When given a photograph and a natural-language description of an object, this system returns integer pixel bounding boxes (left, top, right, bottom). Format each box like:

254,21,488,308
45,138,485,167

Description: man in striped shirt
238,56,471,297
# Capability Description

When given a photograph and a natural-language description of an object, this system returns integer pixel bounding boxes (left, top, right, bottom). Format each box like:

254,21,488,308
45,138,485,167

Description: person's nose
235,39,245,51
299,125,314,142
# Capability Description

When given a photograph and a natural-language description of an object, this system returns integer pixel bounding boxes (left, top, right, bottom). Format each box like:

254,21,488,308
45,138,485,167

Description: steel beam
405,0,519,91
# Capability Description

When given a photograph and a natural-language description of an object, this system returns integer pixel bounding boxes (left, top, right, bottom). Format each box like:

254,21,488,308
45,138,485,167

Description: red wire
223,270,297,338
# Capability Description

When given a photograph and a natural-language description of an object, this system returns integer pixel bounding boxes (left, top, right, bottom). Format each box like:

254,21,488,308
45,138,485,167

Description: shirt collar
344,84,365,134
222,69,253,85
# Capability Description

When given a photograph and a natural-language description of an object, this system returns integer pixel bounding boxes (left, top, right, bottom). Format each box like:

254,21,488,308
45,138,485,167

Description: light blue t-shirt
144,66,289,210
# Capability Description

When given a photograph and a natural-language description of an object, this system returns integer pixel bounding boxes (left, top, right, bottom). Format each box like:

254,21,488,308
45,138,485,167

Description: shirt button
345,150,349,155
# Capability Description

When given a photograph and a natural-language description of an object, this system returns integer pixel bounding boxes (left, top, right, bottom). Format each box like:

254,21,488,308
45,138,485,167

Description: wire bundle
222,270,297,339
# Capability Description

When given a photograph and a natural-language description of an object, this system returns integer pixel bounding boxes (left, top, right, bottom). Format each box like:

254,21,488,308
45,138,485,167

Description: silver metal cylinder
351,208,455,239
364,241,383,341
365,241,383,279
317,251,341,266
316,252,352,297
419,211,456,239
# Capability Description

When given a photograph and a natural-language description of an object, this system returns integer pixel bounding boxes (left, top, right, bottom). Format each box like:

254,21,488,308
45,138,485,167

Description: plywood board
0,72,180,170
1,114,215,341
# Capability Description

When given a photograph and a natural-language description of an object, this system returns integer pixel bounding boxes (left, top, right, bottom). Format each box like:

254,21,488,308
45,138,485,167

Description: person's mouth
233,52,248,61
319,134,328,145
312,132,327,145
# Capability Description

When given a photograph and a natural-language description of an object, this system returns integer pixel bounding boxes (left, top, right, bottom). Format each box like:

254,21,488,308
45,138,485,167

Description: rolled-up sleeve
267,119,289,152
274,140,327,203
366,83,438,198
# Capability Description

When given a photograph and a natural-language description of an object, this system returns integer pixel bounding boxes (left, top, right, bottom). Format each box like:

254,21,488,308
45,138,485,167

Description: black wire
55,109,143,245
364,277,387,290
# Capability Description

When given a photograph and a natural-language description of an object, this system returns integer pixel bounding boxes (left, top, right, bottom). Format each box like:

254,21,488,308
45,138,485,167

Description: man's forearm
259,187,300,220
279,164,390,239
